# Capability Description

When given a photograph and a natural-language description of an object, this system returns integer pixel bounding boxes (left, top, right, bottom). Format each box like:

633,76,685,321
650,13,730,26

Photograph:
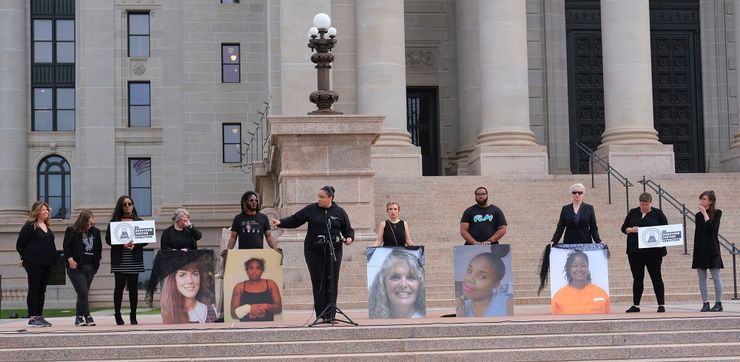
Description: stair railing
639,176,739,300
575,142,634,214
239,92,272,173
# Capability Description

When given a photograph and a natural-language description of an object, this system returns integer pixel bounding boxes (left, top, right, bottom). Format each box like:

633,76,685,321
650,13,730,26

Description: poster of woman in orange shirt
551,248,610,314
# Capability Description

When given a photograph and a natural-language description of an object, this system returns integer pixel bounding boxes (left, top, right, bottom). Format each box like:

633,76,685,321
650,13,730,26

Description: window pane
223,124,241,143
34,20,52,41
129,14,150,35
35,88,53,109
224,144,241,163
129,83,150,105
56,20,75,41
34,42,53,63
57,88,75,109
38,175,46,198
47,197,63,218
130,189,151,216
129,36,150,57
34,111,53,131
223,64,240,83
130,159,151,187
56,42,75,63
57,110,75,130
222,45,240,64
129,106,151,127
48,174,62,195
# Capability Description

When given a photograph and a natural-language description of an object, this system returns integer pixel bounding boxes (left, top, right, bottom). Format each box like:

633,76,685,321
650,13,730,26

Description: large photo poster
549,244,610,314
367,246,426,319
454,244,513,317
223,249,284,322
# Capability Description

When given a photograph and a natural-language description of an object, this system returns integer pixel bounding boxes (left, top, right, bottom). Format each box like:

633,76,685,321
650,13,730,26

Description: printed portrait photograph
550,245,610,315
454,244,514,317
367,246,426,319
223,249,284,322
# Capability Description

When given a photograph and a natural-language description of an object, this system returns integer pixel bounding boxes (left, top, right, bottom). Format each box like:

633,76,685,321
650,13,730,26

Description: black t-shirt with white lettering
231,212,270,249
460,204,507,243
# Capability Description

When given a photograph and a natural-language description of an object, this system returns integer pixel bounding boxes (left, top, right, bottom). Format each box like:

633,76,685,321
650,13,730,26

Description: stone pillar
469,0,548,176
596,0,674,176
0,0,29,223
454,0,480,175
720,0,740,171
356,1,422,177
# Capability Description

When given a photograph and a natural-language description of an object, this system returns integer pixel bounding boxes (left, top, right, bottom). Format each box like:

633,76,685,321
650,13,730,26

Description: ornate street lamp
307,13,341,115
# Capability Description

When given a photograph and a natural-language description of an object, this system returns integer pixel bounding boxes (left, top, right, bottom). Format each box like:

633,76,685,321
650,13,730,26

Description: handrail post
590,153,595,188
682,203,688,255
733,243,737,300
625,178,630,214
658,184,663,210
641,175,646,193
607,167,612,204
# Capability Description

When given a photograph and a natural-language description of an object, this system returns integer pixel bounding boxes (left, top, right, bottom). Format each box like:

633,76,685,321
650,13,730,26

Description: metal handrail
575,142,634,213
639,177,738,300
239,92,272,173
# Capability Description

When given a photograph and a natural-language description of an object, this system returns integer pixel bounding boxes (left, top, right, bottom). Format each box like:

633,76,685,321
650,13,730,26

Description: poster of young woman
549,244,610,314
366,246,426,319
453,244,514,317
223,249,284,322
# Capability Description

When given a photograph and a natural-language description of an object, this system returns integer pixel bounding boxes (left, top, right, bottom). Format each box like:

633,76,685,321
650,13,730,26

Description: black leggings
628,252,665,306
24,263,52,317
113,272,139,315
305,245,343,318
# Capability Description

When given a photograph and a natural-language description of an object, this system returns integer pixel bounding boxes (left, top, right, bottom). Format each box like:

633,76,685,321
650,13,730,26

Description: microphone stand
309,211,357,326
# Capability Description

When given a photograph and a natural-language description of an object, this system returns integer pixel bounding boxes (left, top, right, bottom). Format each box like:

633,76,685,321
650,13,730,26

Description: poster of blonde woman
550,244,610,314
367,246,426,319
223,249,283,322
454,244,513,317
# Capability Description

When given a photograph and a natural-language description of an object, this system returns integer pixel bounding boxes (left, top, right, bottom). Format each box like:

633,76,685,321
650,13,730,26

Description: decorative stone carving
132,62,146,76
406,48,435,70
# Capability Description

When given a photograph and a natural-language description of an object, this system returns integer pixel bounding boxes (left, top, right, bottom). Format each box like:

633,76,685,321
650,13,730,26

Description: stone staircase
280,173,740,311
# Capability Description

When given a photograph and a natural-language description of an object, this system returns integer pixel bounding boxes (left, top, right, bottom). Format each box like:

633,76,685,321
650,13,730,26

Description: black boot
130,312,138,325
710,302,723,312
114,313,124,325
700,302,710,312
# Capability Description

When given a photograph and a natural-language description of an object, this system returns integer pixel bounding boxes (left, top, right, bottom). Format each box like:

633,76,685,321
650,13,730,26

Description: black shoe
114,314,124,325
130,314,138,325
84,315,96,326
700,302,710,312
75,315,86,326
657,306,665,313
27,317,45,328
710,302,723,312
625,306,640,313
38,317,52,327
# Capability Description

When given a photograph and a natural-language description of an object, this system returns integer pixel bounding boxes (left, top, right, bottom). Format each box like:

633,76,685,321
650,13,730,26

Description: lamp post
307,13,341,115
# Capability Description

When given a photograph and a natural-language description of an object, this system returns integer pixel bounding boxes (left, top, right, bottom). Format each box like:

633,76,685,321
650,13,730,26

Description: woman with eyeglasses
550,183,602,245
105,195,144,325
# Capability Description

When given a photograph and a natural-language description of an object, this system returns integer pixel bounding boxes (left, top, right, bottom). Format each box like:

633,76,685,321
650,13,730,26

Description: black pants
305,244,343,318
68,264,97,315
24,263,52,317
628,251,665,305
113,272,139,315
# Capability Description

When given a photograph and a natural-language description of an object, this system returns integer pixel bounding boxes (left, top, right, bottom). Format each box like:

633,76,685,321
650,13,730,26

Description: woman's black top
551,203,601,244
63,226,103,268
278,202,355,252
160,225,202,250
692,209,724,269
620,207,668,255
105,216,144,266
16,222,57,266
239,280,274,321
382,220,407,246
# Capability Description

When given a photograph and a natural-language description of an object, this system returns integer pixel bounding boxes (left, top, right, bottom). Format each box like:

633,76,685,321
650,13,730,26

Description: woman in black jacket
693,190,724,312
271,186,354,321
160,208,202,251
16,201,57,328
550,183,602,245
63,209,102,326
105,195,144,325
621,192,668,313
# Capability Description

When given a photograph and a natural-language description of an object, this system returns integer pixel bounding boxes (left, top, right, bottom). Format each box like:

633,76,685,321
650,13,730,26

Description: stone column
454,0,480,175
356,1,422,177
720,0,740,171
468,0,548,176
0,0,29,223
596,0,674,176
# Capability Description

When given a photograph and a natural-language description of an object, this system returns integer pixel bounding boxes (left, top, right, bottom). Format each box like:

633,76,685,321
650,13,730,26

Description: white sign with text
638,223,684,248
109,220,157,244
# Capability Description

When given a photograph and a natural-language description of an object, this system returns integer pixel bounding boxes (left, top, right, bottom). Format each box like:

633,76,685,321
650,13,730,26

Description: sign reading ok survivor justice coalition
638,223,684,248
109,220,157,244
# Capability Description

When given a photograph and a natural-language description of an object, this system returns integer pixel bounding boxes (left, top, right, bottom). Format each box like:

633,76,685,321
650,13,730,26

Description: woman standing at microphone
271,186,354,321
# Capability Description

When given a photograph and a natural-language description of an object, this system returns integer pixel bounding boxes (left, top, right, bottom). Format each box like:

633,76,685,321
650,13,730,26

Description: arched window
38,155,71,219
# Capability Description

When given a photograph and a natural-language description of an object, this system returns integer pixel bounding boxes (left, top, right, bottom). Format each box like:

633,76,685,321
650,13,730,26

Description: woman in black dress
160,208,202,251
550,183,602,245
105,195,144,325
621,192,668,313
63,209,103,326
372,201,415,247
692,190,724,312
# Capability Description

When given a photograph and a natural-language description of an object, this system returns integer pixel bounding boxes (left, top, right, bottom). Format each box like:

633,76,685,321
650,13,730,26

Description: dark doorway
565,0,704,173
407,88,440,176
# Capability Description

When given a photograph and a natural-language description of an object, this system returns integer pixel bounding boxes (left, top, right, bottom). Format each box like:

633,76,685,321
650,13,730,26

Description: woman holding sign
621,192,668,313
105,195,144,325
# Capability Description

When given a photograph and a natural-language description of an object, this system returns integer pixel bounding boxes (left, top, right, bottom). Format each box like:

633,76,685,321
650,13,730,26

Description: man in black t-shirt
222,191,279,257
460,186,508,245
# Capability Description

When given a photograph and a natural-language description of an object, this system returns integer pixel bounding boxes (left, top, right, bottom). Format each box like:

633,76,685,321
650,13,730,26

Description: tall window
38,155,71,219
129,158,152,216
32,19,74,64
128,82,151,127
128,12,150,57
223,123,242,163
222,44,241,83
